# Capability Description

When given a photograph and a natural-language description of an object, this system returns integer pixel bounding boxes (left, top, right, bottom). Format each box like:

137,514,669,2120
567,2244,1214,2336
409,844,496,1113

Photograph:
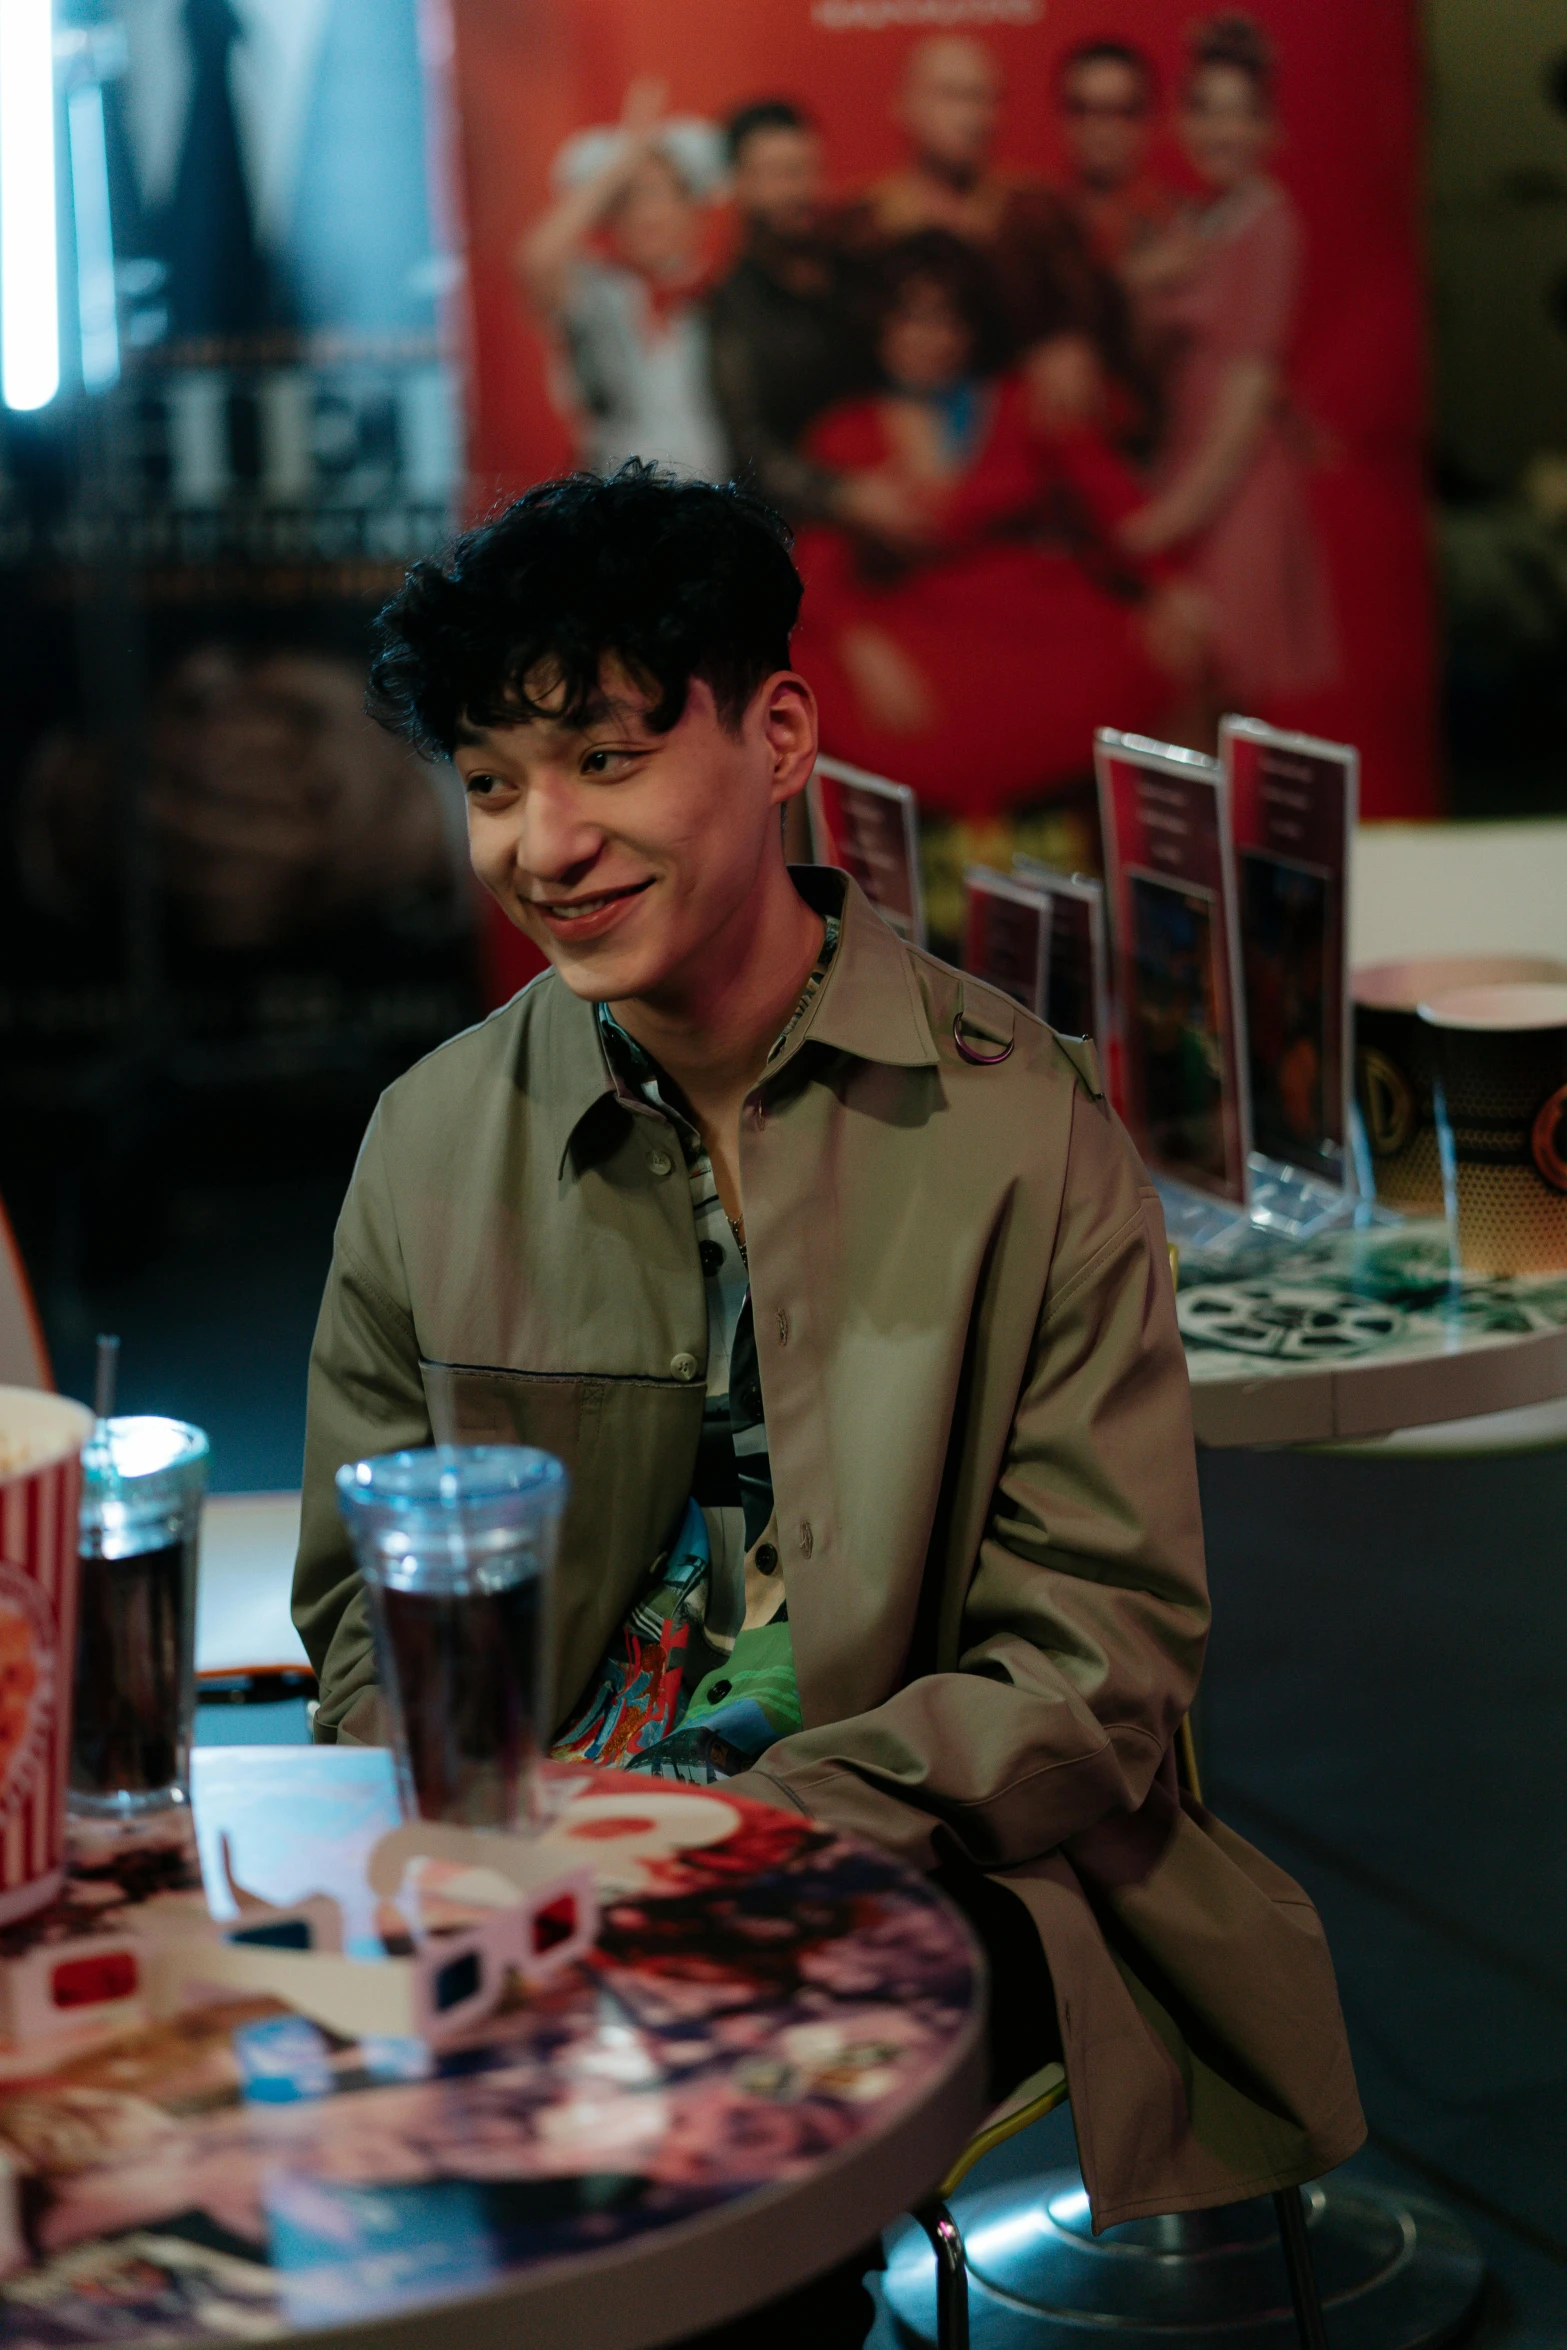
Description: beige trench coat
293,869,1364,2226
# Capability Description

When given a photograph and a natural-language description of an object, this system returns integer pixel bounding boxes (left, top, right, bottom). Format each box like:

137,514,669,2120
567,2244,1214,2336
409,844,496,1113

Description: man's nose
515,777,603,883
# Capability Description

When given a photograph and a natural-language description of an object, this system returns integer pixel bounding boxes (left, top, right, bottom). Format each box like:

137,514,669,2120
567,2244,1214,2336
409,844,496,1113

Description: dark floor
24,1171,1567,2344
1191,1444,1567,2344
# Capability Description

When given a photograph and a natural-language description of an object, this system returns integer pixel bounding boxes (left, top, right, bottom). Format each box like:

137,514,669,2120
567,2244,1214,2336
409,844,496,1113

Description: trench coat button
755,1543,779,1574
797,1520,814,1559
776,1308,790,1345
707,1679,732,1703
670,1352,699,1382
647,1149,674,1178
699,1240,725,1276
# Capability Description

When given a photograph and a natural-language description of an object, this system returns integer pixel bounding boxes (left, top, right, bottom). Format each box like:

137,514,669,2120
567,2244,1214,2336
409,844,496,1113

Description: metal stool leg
914,2200,969,2350
1272,2187,1329,2350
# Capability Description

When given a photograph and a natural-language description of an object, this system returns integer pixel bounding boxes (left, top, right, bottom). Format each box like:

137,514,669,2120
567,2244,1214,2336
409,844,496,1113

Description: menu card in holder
962,868,1051,1013
1223,715,1358,1231
1011,858,1111,1048
806,756,925,947
1095,728,1251,1248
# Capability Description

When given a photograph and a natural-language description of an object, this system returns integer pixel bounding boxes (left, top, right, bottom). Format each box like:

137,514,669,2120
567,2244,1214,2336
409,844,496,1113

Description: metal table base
883,2167,1485,2349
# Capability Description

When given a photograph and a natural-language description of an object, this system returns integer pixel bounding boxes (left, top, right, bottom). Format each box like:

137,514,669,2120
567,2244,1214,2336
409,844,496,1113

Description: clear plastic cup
335,1445,567,1829
72,1417,209,1817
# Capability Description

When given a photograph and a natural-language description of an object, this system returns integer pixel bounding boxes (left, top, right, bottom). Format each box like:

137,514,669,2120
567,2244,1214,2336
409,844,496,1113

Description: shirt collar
787,867,940,1071
539,866,940,1171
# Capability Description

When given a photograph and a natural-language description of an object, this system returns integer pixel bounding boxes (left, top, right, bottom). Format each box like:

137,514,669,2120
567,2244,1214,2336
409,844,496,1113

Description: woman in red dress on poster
1120,14,1338,707
791,229,1204,929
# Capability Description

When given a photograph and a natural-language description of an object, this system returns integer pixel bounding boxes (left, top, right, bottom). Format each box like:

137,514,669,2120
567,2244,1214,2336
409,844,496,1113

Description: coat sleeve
292,1110,433,1743
730,1084,1210,1871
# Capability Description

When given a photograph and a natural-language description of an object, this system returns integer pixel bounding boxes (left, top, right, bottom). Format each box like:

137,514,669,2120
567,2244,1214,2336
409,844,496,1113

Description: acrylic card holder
961,868,1051,1016
1095,728,1252,1250
806,755,926,948
1010,857,1111,1048
1222,714,1359,1235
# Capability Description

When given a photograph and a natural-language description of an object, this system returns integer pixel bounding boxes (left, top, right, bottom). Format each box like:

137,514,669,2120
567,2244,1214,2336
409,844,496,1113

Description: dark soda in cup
335,1446,566,1829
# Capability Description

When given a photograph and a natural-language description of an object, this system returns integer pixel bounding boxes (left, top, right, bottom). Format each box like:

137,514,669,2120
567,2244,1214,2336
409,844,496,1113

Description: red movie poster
444,0,1434,996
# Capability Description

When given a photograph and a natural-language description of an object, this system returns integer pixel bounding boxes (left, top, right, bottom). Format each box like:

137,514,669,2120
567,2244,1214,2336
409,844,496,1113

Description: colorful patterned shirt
551,916,839,1781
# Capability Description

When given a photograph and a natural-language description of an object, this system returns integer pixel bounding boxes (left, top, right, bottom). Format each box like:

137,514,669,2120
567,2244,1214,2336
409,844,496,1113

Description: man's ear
759,672,819,807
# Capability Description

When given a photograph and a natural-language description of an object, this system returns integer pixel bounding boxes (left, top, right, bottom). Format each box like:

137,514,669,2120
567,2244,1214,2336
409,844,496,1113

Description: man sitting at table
292,462,1362,2345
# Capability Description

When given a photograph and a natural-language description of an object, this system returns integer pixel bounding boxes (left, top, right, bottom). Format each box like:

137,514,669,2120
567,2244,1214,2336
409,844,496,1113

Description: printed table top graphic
1177,1220,1567,1445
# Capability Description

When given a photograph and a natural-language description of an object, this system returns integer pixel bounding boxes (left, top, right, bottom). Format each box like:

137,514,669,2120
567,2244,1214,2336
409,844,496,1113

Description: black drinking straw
93,1334,120,1430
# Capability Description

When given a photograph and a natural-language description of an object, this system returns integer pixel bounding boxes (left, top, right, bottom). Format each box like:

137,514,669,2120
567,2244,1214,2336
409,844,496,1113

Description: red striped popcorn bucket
0,1389,92,1924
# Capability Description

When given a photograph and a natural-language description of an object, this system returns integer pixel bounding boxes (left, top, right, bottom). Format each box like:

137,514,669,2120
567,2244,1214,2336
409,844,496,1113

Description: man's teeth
548,894,618,919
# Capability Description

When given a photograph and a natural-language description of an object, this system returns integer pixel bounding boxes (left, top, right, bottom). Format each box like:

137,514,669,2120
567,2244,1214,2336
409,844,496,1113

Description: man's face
454,664,816,1006
900,40,999,177
608,153,700,279
1059,57,1152,190
732,126,823,241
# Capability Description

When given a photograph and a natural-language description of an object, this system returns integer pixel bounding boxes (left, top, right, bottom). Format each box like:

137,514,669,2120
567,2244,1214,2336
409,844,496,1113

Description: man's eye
581,746,638,777
465,772,505,797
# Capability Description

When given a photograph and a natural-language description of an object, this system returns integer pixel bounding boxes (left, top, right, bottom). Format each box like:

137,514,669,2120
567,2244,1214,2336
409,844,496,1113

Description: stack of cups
1353,956,1567,1215
1418,983,1567,1275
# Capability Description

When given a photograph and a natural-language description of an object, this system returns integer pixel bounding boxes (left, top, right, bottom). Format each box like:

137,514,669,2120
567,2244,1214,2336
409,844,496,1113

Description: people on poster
515,81,729,480
791,230,1203,820
706,102,881,526
1118,15,1338,704
1054,40,1179,277
502,9,1336,915
843,37,1128,434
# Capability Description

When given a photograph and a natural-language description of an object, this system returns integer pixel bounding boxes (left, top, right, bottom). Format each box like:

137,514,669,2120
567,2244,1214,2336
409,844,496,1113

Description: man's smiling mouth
534,879,655,923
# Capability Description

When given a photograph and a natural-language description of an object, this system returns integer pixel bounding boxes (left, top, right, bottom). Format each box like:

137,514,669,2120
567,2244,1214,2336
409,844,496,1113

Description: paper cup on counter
1419,984,1567,1275
0,1388,92,1924
1354,956,1567,1213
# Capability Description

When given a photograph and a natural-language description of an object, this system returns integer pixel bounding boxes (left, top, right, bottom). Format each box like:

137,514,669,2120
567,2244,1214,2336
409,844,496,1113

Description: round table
1177,1218,1567,1446
0,1749,985,2350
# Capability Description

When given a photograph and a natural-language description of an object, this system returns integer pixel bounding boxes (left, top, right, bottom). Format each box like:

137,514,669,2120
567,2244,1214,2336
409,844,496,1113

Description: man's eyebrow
452,690,653,746
577,691,653,729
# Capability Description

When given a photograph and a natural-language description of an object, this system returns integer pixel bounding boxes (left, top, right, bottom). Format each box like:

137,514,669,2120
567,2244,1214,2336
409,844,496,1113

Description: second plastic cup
72,1416,209,1818
335,1445,567,1829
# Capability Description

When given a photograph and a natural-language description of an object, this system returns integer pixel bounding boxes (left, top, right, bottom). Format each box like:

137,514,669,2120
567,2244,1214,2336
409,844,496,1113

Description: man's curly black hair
367,462,803,758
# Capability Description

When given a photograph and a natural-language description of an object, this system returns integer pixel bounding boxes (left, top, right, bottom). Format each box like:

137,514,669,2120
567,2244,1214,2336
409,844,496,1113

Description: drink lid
1418,983,1567,1032
80,1417,209,1554
336,1445,568,1587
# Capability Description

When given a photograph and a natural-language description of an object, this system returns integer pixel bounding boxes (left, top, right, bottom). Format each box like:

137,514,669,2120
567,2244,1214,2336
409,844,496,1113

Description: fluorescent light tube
68,79,117,391
0,0,60,411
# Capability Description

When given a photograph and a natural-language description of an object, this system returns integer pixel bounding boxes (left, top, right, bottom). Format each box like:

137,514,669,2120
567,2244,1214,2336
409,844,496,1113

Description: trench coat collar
534,868,940,1173
787,866,940,1073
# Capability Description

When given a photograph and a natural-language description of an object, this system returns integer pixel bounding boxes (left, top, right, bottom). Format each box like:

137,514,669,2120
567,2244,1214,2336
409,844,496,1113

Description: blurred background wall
1428,0,1567,814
